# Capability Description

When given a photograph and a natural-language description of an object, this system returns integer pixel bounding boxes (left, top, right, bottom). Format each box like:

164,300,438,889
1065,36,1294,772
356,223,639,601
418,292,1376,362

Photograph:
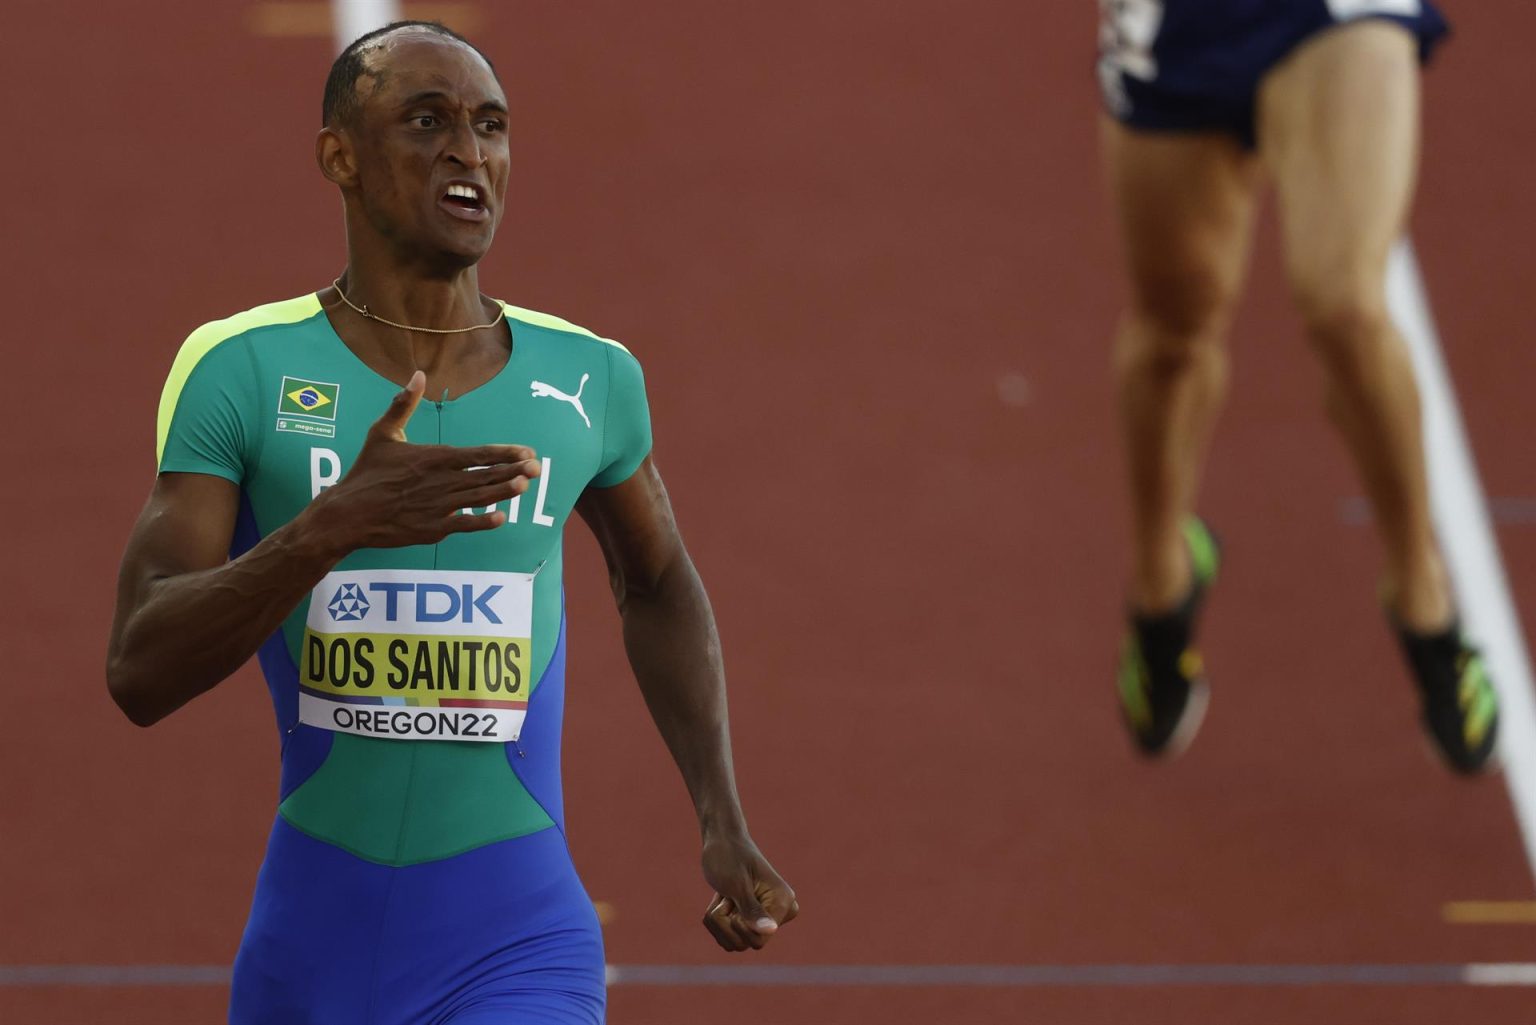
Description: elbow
106,659,164,728
612,574,662,617
111,689,164,729
612,552,692,611
609,565,656,612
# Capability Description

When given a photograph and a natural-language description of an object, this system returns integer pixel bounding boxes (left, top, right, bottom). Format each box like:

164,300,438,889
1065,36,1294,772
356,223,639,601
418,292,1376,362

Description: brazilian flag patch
276,376,340,437
278,377,340,420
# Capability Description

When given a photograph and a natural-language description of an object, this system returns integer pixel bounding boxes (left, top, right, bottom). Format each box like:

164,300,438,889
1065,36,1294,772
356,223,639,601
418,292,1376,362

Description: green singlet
156,292,650,866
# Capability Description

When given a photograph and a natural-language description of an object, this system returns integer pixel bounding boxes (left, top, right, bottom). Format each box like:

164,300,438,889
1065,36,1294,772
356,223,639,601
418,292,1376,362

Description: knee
1123,272,1239,369
1292,277,1394,379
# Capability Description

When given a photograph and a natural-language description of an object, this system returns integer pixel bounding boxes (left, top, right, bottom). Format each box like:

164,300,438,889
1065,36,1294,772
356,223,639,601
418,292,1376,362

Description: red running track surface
2,2,1535,1022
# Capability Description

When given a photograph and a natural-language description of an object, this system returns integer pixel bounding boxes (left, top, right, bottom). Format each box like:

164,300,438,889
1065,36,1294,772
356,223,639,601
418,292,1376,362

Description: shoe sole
1148,679,1209,760
1418,732,1503,776
1417,718,1504,776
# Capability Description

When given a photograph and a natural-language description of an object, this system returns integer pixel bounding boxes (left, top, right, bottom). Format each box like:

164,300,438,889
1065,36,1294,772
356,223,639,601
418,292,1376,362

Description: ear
316,126,358,188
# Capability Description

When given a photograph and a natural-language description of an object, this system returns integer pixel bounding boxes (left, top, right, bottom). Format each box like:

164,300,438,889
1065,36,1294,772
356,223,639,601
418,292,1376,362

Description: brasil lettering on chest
310,447,561,526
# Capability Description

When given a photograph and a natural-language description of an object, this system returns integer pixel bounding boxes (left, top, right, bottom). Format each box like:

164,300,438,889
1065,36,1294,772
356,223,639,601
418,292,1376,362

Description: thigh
1101,117,1261,331
1258,19,1420,300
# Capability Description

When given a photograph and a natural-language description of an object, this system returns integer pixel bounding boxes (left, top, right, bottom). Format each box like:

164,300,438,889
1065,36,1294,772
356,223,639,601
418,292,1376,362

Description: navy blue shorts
1097,0,1450,148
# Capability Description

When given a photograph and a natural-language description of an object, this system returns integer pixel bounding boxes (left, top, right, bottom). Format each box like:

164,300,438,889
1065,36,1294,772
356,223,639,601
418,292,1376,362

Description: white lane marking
332,0,401,53
1388,240,1536,887
1466,963,1536,986
9,962,1536,987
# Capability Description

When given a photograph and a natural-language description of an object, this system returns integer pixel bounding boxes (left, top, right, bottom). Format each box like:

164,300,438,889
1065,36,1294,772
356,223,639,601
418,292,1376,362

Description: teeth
446,184,478,201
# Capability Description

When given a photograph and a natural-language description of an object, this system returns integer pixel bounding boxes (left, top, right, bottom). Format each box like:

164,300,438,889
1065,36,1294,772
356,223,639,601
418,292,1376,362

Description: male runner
107,22,795,1024
1097,1,1500,770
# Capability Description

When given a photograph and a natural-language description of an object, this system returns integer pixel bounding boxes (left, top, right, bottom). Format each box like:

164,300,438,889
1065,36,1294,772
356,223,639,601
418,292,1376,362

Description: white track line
332,0,402,53
8,963,1536,988
1465,963,1536,986
605,963,1536,987
1388,240,1536,887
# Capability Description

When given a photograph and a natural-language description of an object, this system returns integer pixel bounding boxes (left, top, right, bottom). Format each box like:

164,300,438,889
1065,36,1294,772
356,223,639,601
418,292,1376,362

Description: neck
338,249,489,331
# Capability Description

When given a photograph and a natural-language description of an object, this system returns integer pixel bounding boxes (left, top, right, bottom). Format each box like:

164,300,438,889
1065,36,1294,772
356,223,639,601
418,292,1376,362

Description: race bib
298,569,534,743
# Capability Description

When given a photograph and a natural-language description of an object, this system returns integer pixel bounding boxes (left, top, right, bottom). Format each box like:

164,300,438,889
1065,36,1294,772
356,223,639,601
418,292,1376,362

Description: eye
478,118,505,133
411,114,438,129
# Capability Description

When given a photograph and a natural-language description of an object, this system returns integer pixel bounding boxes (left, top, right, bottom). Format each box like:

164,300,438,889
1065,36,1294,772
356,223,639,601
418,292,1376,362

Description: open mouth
440,183,487,218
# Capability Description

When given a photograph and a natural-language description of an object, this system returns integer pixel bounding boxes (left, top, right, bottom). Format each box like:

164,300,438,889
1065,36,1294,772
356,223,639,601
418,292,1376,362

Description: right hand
700,834,798,953
306,371,541,554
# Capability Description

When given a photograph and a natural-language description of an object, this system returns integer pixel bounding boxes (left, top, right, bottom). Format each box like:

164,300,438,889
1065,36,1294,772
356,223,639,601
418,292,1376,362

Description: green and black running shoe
1395,623,1500,774
1117,517,1221,757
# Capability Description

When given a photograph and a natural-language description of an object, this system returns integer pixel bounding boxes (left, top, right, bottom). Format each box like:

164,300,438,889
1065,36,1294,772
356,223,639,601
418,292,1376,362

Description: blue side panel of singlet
231,489,336,796
507,605,570,836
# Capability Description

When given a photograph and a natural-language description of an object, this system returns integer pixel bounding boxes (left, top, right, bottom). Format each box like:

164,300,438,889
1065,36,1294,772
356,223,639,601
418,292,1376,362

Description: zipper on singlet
432,397,444,572
434,394,528,761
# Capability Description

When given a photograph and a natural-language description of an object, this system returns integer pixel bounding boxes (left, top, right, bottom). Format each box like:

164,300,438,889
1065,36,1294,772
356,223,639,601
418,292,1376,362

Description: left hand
701,834,798,952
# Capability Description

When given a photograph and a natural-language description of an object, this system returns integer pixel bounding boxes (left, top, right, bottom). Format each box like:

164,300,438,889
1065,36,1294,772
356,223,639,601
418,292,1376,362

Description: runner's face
351,34,509,267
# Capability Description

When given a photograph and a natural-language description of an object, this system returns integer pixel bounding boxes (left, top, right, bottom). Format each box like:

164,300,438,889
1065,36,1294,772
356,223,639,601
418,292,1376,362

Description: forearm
619,554,749,840
108,510,339,725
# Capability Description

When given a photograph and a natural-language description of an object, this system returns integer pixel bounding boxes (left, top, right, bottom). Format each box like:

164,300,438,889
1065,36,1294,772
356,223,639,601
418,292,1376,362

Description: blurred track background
2,1,1535,1022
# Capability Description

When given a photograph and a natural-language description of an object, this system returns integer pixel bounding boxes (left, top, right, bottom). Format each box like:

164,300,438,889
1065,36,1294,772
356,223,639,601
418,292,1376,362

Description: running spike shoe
1395,623,1500,774
1117,517,1221,757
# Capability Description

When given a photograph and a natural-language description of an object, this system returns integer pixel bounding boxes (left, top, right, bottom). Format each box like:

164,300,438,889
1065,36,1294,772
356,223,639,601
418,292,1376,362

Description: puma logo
530,374,591,428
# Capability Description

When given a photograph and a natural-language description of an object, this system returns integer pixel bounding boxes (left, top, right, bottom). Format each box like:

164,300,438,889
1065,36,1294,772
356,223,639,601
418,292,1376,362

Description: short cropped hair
322,21,496,127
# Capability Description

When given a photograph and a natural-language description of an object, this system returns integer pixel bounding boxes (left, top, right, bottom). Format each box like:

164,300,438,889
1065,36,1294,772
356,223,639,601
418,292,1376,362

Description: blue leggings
230,818,605,1024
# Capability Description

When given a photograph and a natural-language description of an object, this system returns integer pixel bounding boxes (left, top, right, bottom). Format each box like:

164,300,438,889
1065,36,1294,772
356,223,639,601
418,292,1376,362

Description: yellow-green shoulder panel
497,301,632,354
156,294,323,462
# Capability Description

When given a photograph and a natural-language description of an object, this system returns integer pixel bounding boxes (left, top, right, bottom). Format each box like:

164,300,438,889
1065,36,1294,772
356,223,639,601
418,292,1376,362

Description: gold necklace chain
331,278,506,335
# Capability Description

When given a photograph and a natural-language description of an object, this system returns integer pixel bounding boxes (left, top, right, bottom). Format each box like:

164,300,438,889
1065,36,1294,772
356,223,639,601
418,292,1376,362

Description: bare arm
578,457,797,951
107,472,338,725
107,372,540,726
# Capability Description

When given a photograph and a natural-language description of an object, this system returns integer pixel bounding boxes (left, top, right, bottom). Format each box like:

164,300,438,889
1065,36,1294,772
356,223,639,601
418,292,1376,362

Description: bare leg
1102,119,1261,612
1259,21,1451,631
